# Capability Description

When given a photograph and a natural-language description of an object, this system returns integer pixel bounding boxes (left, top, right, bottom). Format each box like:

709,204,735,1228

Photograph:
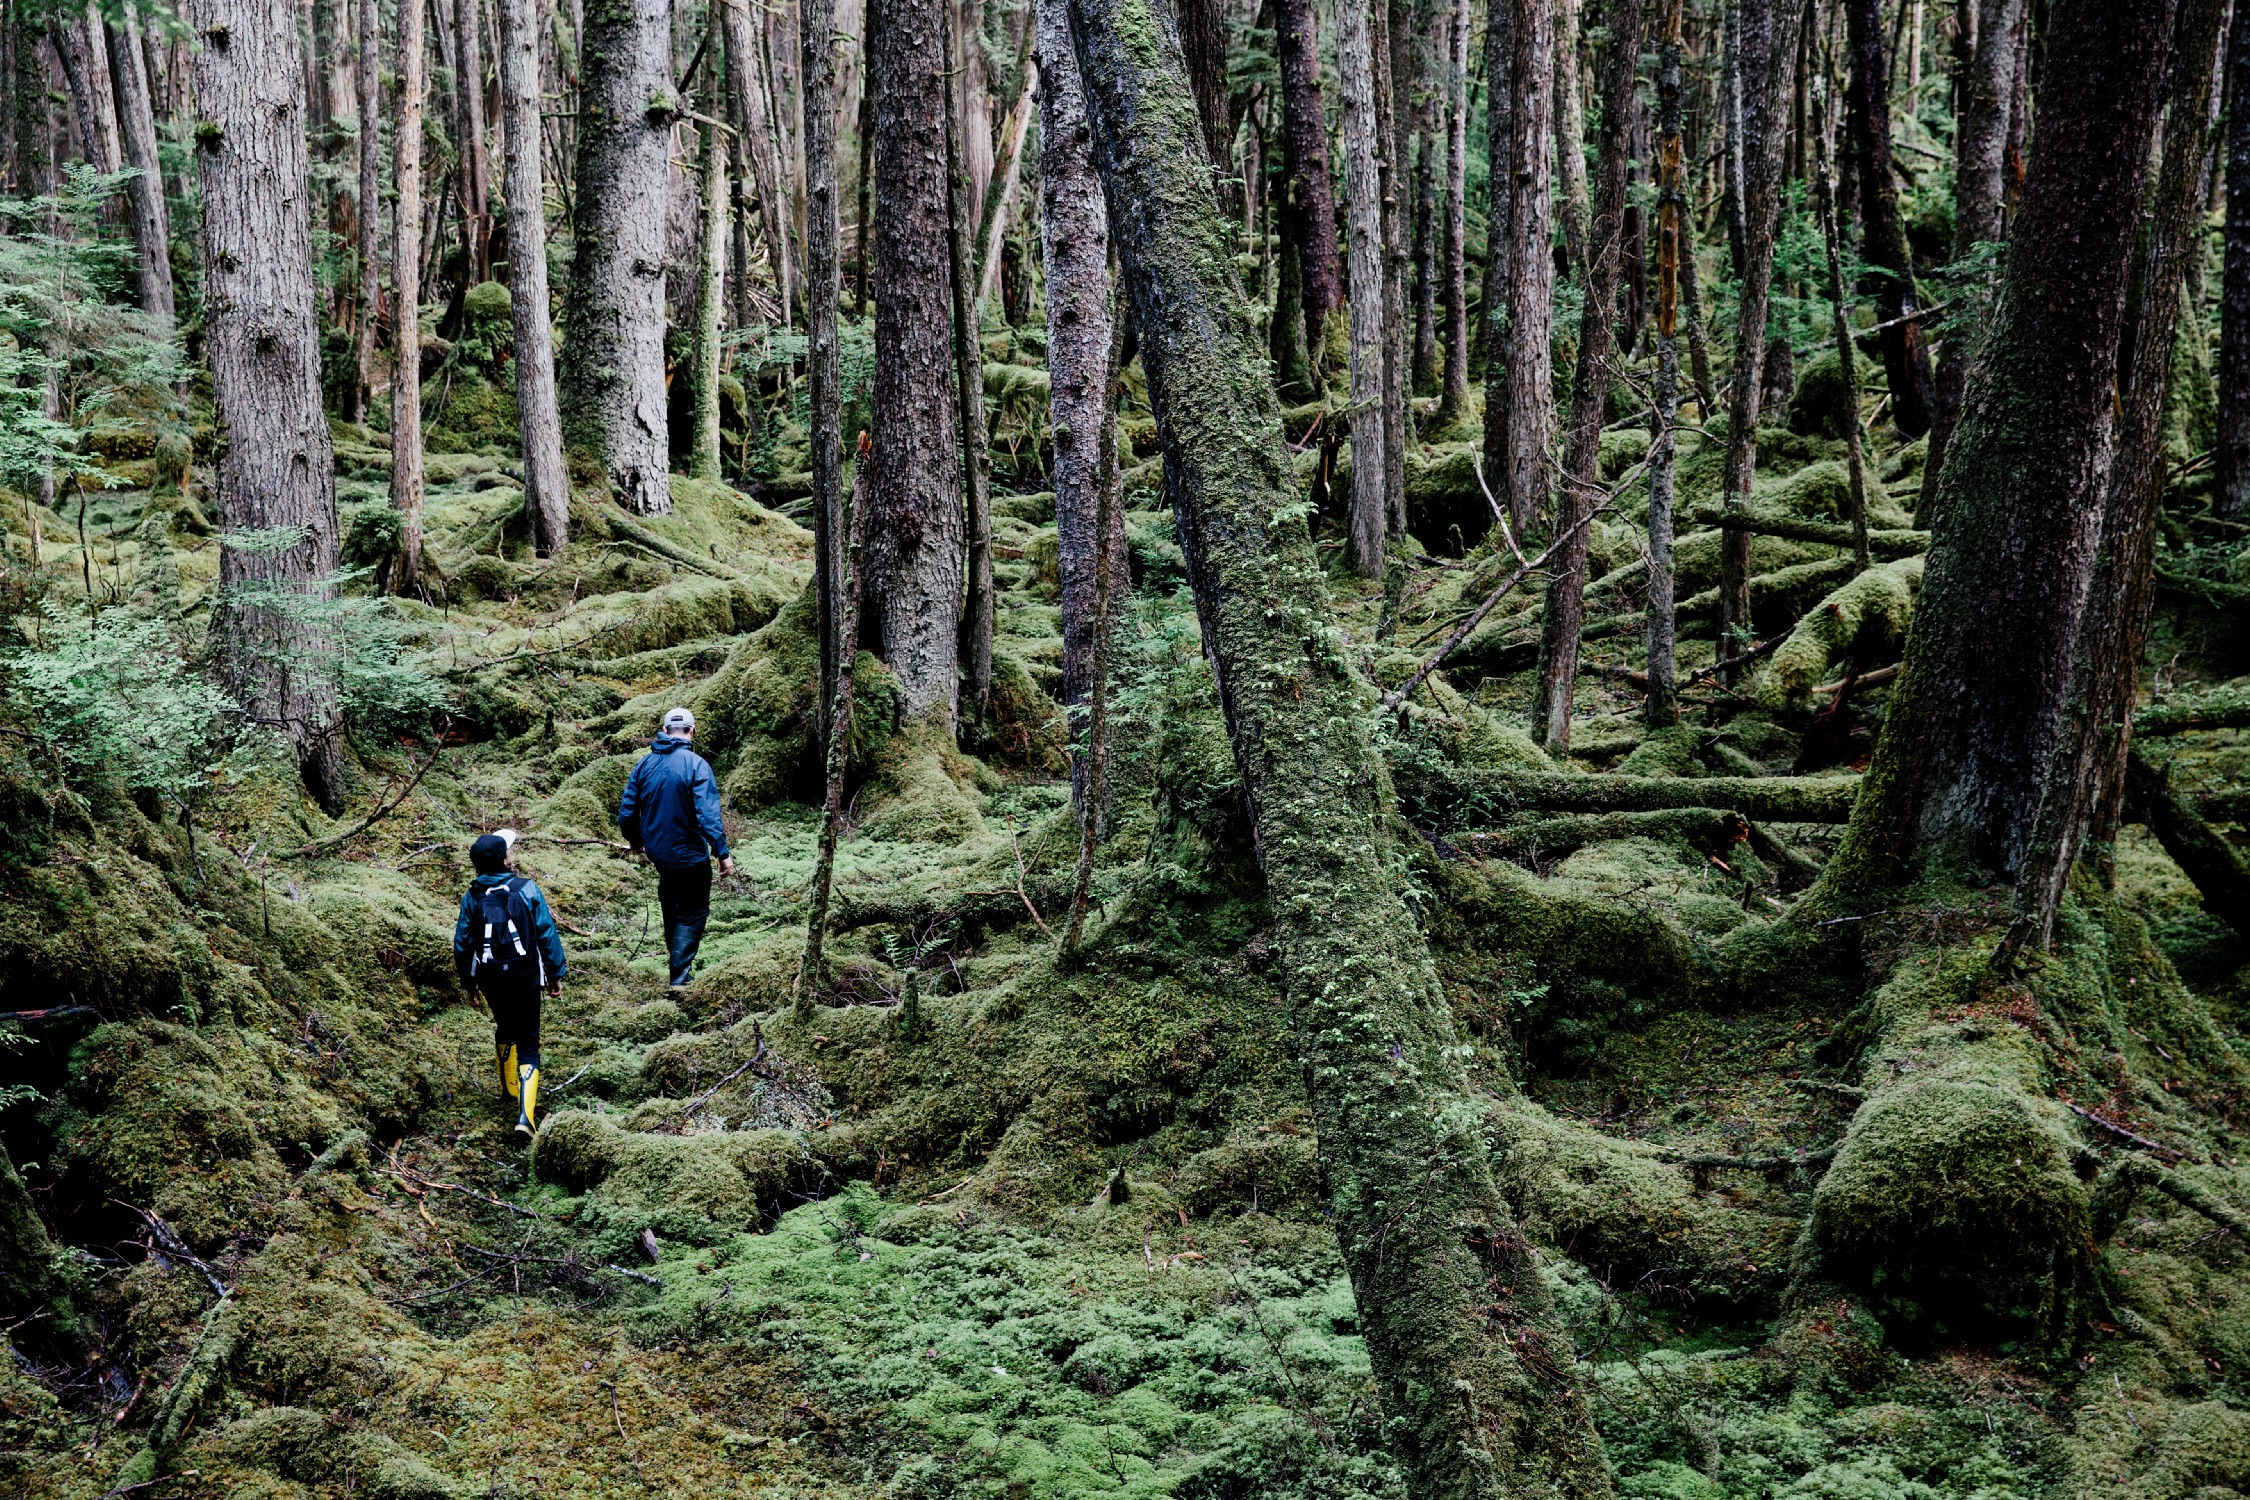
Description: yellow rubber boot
515,1061,541,1138
497,1044,519,1101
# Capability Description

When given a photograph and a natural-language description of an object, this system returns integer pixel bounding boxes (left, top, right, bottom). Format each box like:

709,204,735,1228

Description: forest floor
8,347,2250,1500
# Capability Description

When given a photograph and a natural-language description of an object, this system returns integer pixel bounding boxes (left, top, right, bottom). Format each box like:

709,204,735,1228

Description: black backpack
468,877,543,985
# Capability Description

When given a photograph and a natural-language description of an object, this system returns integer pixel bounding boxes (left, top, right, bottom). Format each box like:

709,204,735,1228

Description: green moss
1757,559,1922,713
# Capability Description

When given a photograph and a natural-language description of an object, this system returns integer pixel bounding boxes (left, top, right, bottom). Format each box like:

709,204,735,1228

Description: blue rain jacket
452,873,569,984
617,735,731,869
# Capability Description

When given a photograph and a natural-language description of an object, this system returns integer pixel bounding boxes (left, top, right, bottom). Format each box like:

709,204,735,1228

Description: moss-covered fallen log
2132,688,2250,737
1685,502,1927,557
1400,765,1863,824
2126,744,2250,937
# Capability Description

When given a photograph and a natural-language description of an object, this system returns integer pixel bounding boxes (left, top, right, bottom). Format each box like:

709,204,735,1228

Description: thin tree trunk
1843,0,1935,437
1275,0,1341,375
1064,5,1613,1492
1338,0,1391,576
392,0,427,591
1434,0,1470,424
854,3,873,317
1040,0,1121,819
353,0,382,422
1715,0,1803,677
1812,0,2177,907
864,0,962,725
52,6,120,180
107,6,171,319
1647,0,1684,730
689,52,728,482
497,0,567,554
944,7,995,727
557,0,673,515
2220,0,2250,517
1533,0,1646,756
804,0,845,727
456,0,491,281
2006,0,2226,952
797,452,868,1005
1410,14,1440,398
1924,0,2026,509
1721,0,1746,277
1377,0,1408,541
973,19,1037,311
189,0,347,810
1812,81,1870,572
721,0,795,324
1485,0,1554,538
1554,0,1590,279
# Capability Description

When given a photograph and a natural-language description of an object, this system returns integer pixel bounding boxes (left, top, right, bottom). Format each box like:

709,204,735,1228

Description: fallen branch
1402,767,1863,825
680,1023,768,1122
1684,503,1927,557
602,508,746,580
115,1201,231,1299
2066,1101,2186,1162
2133,689,2250,738
274,744,444,859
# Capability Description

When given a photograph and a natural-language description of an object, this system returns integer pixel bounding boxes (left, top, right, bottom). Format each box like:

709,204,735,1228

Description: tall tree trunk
863,0,962,725
944,6,995,727
1534,0,1646,756
558,0,674,515
1377,0,1409,542
1715,0,1803,677
2006,0,2227,952
688,50,728,482
1338,0,1391,576
106,7,171,319
1553,0,1590,280
52,6,120,175
1175,0,1233,172
1646,0,1684,729
1813,0,2177,907
1434,0,1470,424
2219,0,2250,518
189,0,348,811
854,3,873,317
1064,3,1614,1493
1924,0,2026,508
1843,0,1935,437
496,0,567,554
1486,0,1554,538
804,0,844,727
1409,13,1440,398
720,0,795,324
455,0,491,281
1275,0,1341,376
353,0,382,425
393,0,427,590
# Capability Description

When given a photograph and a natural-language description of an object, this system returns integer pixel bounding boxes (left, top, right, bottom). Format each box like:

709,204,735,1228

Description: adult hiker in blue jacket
452,829,567,1137
617,707,735,987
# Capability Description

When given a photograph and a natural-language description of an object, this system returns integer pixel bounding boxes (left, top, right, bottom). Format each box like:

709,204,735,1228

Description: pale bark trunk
1275,0,1341,373
392,0,427,590
107,7,171,319
189,0,347,809
804,0,845,726
1409,12,1439,398
53,7,120,185
689,53,727,482
1434,0,1470,424
558,0,674,515
1534,0,1646,756
944,7,995,725
864,0,961,725
353,0,382,424
456,0,491,281
1378,0,1408,539
721,0,795,323
1063,4,1613,1491
496,0,567,553
1646,0,1684,729
973,46,1037,313
1483,0,1555,538
1553,0,1590,280
1338,0,1390,577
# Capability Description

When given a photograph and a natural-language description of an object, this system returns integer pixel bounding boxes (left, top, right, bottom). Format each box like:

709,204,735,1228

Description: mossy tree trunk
1337,0,1392,577
190,0,348,811
2218,0,2250,519
802,0,844,727
863,0,962,726
52,6,121,180
1483,0,1553,539
720,0,795,324
1408,7,1439,399
351,0,381,422
453,0,491,282
1534,0,1646,757
1433,0,1470,426
1842,0,1935,439
1065,2,1613,1493
1552,0,1589,282
1274,0,1340,379
943,12,996,729
1645,0,1684,730
688,47,728,484
107,4,172,319
496,0,568,553
391,0,426,590
558,0,675,516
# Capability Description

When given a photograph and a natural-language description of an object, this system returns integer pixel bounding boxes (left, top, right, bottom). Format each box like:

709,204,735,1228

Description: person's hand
720,856,736,878
547,981,563,998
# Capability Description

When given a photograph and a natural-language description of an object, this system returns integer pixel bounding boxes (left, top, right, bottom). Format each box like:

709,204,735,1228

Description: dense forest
9,0,2250,1495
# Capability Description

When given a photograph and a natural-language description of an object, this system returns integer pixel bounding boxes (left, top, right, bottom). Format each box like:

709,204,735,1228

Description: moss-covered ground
11,328,2250,1500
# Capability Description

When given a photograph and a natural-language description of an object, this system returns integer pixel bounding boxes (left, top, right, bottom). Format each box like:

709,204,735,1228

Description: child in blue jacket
452,830,567,1136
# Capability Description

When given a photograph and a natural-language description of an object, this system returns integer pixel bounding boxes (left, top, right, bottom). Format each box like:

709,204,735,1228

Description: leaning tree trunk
1040,0,1124,817
107,5,171,319
1337,0,1392,577
803,0,844,726
863,0,962,726
1483,0,1555,539
2219,0,2250,519
558,0,674,515
1715,0,1802,677
1843,0,1935,438
943,7,995,726
189,0,347,811
1275,0,1341,376
1533,0,1646,756
1433,0,1471,425
1064,3,1615,1494
1812,0,2178,909
2006,0,2228,952
391,0,427,591
496,0,568,554
1923,0,2026,509
352,0,381,423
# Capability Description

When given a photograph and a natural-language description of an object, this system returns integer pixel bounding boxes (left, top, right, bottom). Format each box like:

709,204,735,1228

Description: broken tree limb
1399,766,1863,825
1684,503,1927,557
2126,744,2250,938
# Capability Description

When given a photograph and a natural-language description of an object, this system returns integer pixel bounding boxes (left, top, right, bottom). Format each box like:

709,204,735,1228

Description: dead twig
274,744,444,859
1011,828,1054,938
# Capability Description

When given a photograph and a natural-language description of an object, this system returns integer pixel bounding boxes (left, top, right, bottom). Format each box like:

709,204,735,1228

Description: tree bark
1409,11,1440,398
392,0,427,590
1063,3,1614,1492
558,0,674,515
455,0,492,282
720,0,795,324
2220,0,2250,518
189,0,347,810
1813,0,2177,908
1175,0,1233,171
1842,0,1935,438
496,0,568,554
1715,0,1803,677
1533,0,1646,756
2006,0,2227,952
973,39,1037,313
52,7,120,177
1274,0,1341,376
353,0,382,425
1338,0,1391,576
106,6,171,319
1646,0,1684,730
1924,0,2026,507
1378,0,1409,541
863,0,961,725
804,0,844,729
1040,0,1122,817
1483,0,1554,540
1553,0,1589,280
689,44,728,483
1811,83,1871,573
944,7,995,726
1434,0,1470,424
